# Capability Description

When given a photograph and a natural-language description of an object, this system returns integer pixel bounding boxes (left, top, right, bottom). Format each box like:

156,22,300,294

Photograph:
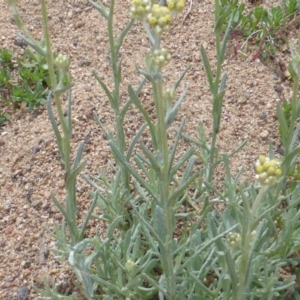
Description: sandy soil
0,0,297,298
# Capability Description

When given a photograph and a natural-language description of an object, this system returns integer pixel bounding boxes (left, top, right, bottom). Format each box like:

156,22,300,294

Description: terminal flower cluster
148,4,173,34
255,155,282,186
226,232,241,248
130,0,151,20
55,53,70,70
153,48,172,68
130,1,186,35
167,0,186,14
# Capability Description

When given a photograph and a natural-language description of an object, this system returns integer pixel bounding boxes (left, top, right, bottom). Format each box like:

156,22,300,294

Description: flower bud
125,259,136,271
255,156,282,186
226,232,241,248
130,0,151,20
152,47,172,68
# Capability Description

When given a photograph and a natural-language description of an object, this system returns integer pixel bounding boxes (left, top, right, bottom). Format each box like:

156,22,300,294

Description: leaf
128,85,157,149
201,45,215,94
87,0,108,19
281,147,300,175
140,142,162,174
73,141,85,169
165,85,189,128
168,118,186,176
154,205,167,243
66,161,87,187
115,19,135,54
126,123,147,160
277,103,289,148
47,92,63,160
173,66,190,91
220,16,232,63
110,140,157,200
93,71,116,111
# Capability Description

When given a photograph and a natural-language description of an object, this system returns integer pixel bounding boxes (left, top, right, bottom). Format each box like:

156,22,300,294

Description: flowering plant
5,0,300,299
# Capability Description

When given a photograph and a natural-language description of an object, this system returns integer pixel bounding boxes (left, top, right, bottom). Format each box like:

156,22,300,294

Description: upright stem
107,0,129,189
237,186,268,299
207,0,222,184
41,0,78,243
40,0,70,172
153,75,176,298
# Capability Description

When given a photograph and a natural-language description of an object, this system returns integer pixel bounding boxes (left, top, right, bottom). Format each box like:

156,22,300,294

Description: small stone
17,286,29,300
31,199,41,207
13,169,23,177
79,59,92,67
16,217,23,225
1,131,8,136
0,139,4,146
259,113,267,120
284,70,290,78
4,200,12,211
274,84,283,94
14,36,27,48
260,130,269,140
58,180,65,188
32,146,41,154
75,21,85,29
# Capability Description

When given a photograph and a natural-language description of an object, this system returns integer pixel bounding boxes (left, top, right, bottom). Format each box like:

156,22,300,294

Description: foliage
220,0,300,58
0,46,50,124
5,0,300,299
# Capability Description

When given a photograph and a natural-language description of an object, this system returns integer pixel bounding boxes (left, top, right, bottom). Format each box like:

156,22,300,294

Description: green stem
40,0,70,172
107,0,129,189
152,69,175,298
237,185,268,299
40,0,78,243
206,0,223,184
9,4,46,56
288,72,299,151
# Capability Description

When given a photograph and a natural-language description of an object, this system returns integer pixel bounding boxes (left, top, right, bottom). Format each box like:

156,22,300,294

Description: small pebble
260,130,269,140
17,286,29,300
1,131,8,136
274,84,283,94
32,146,41,154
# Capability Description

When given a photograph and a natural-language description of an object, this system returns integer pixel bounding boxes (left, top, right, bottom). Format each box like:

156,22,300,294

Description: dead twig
182,0,193,24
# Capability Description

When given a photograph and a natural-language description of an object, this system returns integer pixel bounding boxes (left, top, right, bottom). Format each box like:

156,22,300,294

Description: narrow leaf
165,85,189,128
87,0,108,19
140,142,162,174
173,66,191,91
73,141,85,169
201,45,215,94
154,205,167,242
115,19,135,54
128,85,157,149
66,160,87,187
126,123,147,160
93,71,116,111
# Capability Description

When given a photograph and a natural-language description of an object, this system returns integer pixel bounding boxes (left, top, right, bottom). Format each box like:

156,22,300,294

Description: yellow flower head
255,155,282,186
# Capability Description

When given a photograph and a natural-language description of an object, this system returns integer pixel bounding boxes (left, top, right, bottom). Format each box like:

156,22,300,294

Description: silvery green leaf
154,205,167,243
165,85,189,128
87,0,108,19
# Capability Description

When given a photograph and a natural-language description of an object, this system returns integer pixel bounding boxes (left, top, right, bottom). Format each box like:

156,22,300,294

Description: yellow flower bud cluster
226,232,241,248
167,0,186,14
153,48,172,68
125,259,137,272
147,4,173,34
55,53,70,69
163,88,175,102
255,155,282,186
130,0,151,20
250,230,256,241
